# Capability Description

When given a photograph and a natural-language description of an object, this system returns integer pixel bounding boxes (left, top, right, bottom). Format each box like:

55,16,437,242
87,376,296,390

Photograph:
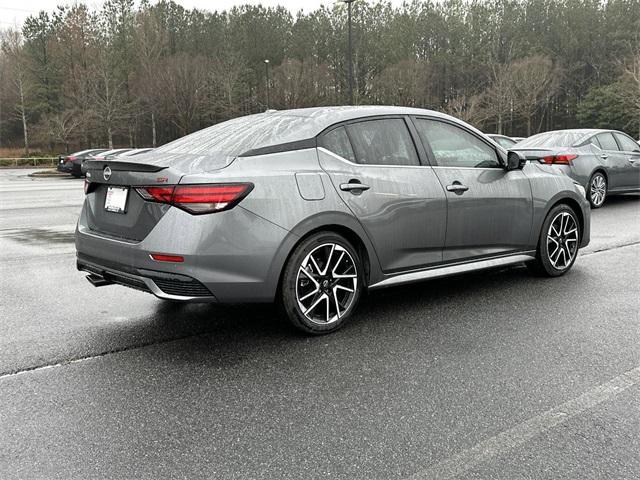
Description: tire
280,231,364,335
587,172,607,208
526,204,581,277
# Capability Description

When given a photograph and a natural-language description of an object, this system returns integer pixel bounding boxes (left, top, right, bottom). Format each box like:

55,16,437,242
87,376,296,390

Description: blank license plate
104,186,129,213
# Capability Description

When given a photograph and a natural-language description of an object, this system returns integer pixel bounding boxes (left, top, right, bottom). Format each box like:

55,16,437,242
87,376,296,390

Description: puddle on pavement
0,227,75,244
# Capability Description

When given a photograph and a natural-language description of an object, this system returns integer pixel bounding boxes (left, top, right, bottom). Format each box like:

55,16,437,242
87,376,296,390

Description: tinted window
517,131,584,148
415,119,500,168
319,127,356,163
596,133,619,151
345,119,419,166
614,133,640,152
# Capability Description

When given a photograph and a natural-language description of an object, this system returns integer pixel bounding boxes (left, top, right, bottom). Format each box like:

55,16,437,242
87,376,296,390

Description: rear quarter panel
179,148,384,289
524,162,591,248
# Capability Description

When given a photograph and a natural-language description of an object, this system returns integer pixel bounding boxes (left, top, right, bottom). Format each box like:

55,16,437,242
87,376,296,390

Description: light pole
264,59,270,110
341,0,356,105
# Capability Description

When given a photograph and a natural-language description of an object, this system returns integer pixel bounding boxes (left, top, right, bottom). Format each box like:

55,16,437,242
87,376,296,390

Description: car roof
150,105,481,161
258,105,459,133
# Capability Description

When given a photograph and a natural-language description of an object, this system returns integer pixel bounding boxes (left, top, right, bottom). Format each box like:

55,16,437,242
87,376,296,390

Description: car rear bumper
57,162,72,173
77,253,217,301
75,200,293,303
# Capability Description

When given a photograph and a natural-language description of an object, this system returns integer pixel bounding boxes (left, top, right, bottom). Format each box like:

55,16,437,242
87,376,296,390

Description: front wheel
588,172,607,208
280,232,363,335
527,204,580,277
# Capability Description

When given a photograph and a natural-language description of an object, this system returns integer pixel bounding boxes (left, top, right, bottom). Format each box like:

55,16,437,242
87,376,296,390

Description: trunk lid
82,152,235,241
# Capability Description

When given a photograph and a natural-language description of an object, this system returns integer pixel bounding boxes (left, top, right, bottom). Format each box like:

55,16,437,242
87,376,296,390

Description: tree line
0,0,639,155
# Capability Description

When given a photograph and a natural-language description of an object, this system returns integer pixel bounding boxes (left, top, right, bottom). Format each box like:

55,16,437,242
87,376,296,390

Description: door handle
601,153,609,159
446,183,469,193
340,181,370,193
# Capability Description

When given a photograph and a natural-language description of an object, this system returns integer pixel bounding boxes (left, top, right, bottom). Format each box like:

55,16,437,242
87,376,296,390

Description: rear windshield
155,113,317,159
517,131,585,148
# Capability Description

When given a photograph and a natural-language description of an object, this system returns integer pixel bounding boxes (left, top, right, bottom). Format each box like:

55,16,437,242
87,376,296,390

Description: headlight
574,183,586,198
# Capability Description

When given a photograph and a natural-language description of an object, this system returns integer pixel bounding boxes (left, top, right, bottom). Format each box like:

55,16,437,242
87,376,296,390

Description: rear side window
345,119,420,166
414,119,500,168
319,126,356,163
596,133,619,151
614,133,640,152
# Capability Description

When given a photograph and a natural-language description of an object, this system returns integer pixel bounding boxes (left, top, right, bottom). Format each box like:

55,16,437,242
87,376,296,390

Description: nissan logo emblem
103,166,112,181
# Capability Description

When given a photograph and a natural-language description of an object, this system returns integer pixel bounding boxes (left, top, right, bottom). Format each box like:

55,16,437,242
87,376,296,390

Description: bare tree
1,30,31,155
34,110,83,152
444,94,488,127
159,54,210,136
370,60,431,107
482,62,514,135
618,49,640,138
89,54,130,148
510,55,561,136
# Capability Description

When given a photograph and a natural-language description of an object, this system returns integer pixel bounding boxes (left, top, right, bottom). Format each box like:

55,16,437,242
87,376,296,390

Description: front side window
596,133,619,151
414,119,500,168
345,118,420,166
319,126,356,163
614,133,640,152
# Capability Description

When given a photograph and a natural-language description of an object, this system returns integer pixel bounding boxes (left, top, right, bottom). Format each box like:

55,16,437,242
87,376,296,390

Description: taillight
150,253,184,262
134,183,253,214
84,180,97,195
66,156,76,163
541,154,578,165
136,186,174,203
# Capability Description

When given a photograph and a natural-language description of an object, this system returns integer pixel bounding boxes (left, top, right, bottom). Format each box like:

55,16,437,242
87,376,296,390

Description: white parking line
407,365,640,480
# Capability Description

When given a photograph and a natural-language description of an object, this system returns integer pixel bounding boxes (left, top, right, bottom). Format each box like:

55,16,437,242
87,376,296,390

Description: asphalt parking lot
1,168,638,479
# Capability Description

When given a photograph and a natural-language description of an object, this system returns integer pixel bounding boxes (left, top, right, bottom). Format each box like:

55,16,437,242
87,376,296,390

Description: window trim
316,115,428,168
409,115,505,169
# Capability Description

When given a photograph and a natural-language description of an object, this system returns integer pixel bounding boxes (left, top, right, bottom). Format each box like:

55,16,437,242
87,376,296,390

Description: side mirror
506,151,527,171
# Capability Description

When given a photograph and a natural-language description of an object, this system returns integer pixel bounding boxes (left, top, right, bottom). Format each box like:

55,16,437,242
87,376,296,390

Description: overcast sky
1,0,409,27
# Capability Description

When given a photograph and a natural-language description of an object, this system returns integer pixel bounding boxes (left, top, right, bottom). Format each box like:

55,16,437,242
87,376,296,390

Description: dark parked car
57,149,108,177
77,106,590,334
512,129,640,208
91,148,133,161
486,134,518,149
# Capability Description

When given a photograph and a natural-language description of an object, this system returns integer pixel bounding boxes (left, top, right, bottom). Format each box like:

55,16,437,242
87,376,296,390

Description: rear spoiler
83,159,166,173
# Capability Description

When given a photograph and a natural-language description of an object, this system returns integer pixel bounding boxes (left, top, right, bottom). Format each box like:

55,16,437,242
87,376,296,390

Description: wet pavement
1,168,639,479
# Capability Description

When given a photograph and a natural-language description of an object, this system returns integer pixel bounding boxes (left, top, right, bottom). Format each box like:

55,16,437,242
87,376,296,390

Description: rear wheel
527,204,580,277
280,232,363,334
588,172,607,208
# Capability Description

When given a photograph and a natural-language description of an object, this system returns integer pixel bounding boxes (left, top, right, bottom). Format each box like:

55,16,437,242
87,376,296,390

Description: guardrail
0,157,58,167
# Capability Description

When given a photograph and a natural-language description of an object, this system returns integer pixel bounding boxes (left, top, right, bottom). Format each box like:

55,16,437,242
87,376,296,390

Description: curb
28,170,69,178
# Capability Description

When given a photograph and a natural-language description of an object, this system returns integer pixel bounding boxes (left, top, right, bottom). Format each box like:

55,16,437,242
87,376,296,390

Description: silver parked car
512,129,640,208
77,107,590,334
486,133,519,149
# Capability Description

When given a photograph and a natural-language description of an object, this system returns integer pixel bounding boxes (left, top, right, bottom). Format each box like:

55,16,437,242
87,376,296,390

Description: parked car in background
80,149,150,176
512,129,640,208
91,148,133,161
117,148,154,158
486,134,519,149
57,149,108,177
77,106,590,334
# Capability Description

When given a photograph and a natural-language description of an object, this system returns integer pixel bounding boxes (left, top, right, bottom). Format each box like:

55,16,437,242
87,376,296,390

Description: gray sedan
76,107,590,334
512,129,640,208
